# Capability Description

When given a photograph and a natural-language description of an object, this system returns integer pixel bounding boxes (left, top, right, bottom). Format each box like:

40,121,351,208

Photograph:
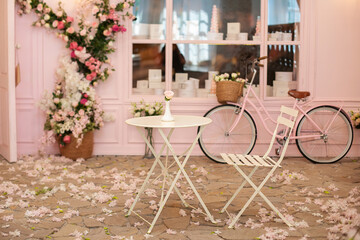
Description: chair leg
221,166,258,214
228,164,292,228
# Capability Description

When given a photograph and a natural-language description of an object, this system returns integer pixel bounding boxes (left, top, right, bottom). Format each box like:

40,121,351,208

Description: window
131,0,301,99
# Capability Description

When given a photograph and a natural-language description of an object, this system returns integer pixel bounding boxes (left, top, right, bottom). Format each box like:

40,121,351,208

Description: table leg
158,126,216,224
147,127,215,233
126,127,188,217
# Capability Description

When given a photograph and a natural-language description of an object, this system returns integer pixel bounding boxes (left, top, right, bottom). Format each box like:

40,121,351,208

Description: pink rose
92,6,99,15
69,111,75,117
90,72,97,78
79,109,85,116
112,25,120,32
83,93,88,98
52,20,58,28
71,51,76,59
66,16,74,23
85,61,91,67
80,98,88,105
89,57,95,63
37,4,43,12
54,98,60,104
89,65,96,71
66,27,75,34
123,2,130,9
57,21,65,30
86,74,93,81
164,90,174,101
76,46,83,51
120,26,127,33
103,29,111,37
80,29,87,36
100,15,107,22
63,135,71,143
69,41,78,50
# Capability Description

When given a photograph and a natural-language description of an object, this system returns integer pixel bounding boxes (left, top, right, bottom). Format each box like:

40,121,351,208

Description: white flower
44,14,50,20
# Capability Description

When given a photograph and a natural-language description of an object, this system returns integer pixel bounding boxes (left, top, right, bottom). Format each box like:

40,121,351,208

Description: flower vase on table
144,127,154,159
161,91,175,122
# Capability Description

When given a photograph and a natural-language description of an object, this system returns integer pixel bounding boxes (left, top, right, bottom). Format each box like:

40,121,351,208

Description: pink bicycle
198,57,353,164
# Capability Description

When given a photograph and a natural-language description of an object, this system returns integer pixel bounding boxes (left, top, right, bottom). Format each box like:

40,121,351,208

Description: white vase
161,101,174,121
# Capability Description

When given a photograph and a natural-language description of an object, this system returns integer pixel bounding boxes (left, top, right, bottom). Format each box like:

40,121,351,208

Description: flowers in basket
350,110,360,129
130,100,164,117
213,72,246,84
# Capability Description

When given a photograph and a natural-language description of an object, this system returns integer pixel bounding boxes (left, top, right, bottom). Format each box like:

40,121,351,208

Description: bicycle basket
216,81,244,104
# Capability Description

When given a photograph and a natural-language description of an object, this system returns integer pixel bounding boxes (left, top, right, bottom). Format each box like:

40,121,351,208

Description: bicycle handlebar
257,56,268,61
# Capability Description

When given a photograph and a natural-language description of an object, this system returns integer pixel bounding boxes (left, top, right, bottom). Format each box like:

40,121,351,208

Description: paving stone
220,228,265,239
163,216,190,229
83,217,103,228
51,224,88,237
104,213,129,226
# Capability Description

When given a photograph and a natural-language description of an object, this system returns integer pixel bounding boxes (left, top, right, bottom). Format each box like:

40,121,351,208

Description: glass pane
132,0,166,40
173,0,261,41
132,44,165,95
267,45,299,97
172,44,260,98
268,0,301,41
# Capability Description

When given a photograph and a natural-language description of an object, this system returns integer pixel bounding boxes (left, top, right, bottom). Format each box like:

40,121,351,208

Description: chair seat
220,153,280,168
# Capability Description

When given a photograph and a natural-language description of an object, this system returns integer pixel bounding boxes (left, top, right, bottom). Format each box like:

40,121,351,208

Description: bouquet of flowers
213,72,246,84
130,100,164,117
350,110,360,129
39,56,107,147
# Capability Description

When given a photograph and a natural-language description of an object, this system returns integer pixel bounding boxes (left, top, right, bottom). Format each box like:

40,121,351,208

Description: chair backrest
263,105,298,164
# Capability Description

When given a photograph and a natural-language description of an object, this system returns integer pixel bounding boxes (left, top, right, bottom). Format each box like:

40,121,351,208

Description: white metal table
125,115,215,233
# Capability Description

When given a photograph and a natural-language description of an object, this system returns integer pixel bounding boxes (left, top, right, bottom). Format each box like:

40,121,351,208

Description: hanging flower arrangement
16,0,135,148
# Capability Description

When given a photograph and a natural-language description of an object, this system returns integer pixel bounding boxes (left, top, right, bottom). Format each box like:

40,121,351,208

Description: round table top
125,115,212,128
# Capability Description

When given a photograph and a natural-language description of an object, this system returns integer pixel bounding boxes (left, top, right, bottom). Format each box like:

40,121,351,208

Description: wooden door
0,0,17,162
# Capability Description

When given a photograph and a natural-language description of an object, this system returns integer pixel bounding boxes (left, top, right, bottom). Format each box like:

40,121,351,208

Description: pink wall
15,1,360,157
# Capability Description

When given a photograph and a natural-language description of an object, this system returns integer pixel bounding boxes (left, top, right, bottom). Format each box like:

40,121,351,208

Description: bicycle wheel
198,104,257,163
296,105,353,163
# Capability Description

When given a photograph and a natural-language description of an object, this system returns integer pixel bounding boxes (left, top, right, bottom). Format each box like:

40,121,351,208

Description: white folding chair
220,105,298,228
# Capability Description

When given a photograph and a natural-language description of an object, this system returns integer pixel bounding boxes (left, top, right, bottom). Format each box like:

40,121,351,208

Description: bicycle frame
228,70,346,142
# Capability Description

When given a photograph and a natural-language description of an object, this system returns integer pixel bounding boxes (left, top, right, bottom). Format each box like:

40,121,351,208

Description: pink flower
37,4,43,12
92,6,99,15
119,26,127,33
83,93,88,98
103,29,111,37
71,51,76,59
85,61,91,67
112,25,120,32
86,74,93,81
66,27,75,34
66,16,74,23
79,109,85,116
69,42,78,50
89,65,96,71
90,72,97,78
54,98,60,104
52,20,58,28
164,90,174,101
57,21,65,30
80,98,88,105
123,2,130,9
100,15,107,22
80,29,87,36
76,46,83,51
63,135,71,143
89,57,95,63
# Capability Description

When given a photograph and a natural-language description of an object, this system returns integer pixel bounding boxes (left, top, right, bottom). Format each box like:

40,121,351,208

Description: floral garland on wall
16,0,135,147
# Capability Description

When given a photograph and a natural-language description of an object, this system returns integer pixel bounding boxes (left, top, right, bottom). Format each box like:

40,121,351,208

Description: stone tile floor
0,155,359,240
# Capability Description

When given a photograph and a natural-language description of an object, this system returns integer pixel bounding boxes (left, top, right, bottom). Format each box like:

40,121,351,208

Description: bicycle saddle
288,90,310,99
